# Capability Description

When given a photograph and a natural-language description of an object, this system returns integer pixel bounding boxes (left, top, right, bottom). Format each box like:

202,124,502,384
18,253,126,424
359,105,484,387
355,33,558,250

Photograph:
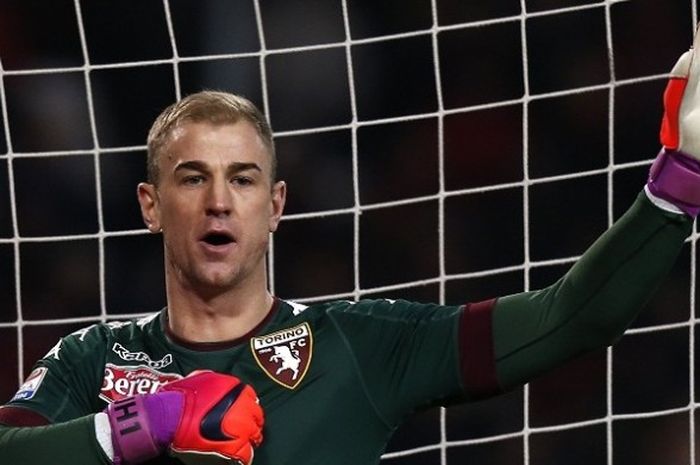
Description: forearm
0,415,110,465
493,191,692,389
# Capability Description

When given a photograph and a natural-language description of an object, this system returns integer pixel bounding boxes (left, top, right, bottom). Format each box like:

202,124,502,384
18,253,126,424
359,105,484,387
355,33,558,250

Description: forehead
161,120,271,171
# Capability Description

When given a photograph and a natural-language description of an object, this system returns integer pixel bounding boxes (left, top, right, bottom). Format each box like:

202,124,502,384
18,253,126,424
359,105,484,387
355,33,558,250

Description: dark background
0,1,698,464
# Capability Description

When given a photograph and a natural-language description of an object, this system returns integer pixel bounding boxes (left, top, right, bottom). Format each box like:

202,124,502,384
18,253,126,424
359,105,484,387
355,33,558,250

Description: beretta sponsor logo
100,363,182,403
251,322,313,389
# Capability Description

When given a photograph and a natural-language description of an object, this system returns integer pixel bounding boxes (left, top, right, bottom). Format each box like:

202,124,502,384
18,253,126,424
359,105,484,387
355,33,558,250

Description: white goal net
0,0,698,464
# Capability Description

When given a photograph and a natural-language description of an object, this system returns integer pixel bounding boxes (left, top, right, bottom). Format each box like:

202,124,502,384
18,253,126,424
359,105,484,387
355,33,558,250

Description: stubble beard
164,238,267,300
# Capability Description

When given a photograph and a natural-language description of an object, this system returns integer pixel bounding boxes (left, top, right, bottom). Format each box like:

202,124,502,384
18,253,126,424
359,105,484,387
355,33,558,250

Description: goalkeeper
1,36,700,465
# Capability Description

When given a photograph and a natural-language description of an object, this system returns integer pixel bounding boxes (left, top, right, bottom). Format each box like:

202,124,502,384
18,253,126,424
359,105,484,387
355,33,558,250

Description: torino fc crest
251,323,312,389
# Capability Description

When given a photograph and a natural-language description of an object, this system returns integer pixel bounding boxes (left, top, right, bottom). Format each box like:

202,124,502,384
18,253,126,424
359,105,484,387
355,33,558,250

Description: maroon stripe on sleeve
0,405,51,426
459,298,500,398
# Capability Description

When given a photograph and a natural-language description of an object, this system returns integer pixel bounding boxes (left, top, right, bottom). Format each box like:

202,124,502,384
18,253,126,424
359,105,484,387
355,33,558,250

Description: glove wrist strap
647,149,700,217
107,396,162,465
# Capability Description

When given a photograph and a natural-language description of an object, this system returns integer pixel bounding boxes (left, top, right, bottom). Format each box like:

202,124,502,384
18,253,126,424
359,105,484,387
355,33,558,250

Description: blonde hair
146,91,275,185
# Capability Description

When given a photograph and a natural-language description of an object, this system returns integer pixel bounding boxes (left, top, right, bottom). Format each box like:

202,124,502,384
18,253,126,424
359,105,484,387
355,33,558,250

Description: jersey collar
161,297,282,351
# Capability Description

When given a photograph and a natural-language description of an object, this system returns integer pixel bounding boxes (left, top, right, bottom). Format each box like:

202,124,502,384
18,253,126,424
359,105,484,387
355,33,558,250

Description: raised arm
484,34,700,391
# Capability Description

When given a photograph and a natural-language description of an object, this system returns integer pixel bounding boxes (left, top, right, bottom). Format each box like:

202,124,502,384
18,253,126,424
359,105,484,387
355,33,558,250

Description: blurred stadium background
0,0,698,464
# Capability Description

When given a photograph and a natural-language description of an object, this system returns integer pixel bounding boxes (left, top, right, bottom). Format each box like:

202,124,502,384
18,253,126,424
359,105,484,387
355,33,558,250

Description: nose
205,176,232,217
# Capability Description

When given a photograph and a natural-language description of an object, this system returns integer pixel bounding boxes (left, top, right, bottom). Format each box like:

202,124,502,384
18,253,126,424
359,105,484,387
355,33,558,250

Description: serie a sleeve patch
11,367,48,402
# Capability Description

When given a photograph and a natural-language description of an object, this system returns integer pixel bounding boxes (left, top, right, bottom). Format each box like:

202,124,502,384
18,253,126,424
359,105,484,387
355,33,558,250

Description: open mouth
201,232,235,246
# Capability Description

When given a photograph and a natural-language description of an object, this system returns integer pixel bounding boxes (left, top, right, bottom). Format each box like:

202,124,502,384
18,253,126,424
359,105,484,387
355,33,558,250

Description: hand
160,370,264,465
660,25,700,158
105,370,263,465
648,24,700,216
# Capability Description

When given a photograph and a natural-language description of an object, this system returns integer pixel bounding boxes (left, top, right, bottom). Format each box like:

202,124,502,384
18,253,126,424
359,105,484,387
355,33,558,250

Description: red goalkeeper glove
105,370,263,465
648,24,700,217
160,370,264,465
660,27,700,154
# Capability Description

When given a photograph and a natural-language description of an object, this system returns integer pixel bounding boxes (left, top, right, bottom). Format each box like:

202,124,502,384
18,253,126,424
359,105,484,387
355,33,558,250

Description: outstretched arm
492,191,690,389
482,33,700,391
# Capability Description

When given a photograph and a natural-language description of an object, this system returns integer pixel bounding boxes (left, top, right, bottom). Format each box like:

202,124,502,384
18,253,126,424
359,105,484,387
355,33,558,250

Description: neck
165,270,274,343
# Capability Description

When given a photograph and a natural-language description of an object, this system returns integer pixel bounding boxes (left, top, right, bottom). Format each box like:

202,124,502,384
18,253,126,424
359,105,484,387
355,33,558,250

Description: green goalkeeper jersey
5,297,468,465
0,192,693,465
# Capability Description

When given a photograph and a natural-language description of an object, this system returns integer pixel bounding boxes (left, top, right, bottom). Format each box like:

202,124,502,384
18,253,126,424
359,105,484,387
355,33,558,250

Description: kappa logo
112,343,173,369
251,323,312,389
100,364,182,404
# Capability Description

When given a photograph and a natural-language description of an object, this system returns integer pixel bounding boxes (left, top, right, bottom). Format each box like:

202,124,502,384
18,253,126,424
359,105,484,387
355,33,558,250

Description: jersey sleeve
0,416,111,465
492,191,692,389
4,324,109,423
326,299,468,427
327,191,692,427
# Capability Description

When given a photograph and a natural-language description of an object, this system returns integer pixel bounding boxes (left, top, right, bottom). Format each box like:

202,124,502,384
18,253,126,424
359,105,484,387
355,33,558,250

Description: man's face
138,120,286,294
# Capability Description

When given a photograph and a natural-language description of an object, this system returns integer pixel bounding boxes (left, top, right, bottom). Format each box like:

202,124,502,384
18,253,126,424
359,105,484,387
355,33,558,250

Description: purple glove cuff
106,392,184,464
647,149,700,217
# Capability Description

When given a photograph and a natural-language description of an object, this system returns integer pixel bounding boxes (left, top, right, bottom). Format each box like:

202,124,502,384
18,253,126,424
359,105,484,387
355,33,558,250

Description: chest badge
251,322,312,389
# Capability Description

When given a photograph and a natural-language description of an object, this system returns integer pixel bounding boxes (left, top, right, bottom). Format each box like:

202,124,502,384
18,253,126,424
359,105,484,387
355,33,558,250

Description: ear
137,182,161,233
269,181,287,232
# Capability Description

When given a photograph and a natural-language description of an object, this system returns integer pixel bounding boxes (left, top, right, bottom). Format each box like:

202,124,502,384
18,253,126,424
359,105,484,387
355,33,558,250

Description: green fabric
0,299,464,465
0,414,109,464
493,192,692,389
326,299,464,425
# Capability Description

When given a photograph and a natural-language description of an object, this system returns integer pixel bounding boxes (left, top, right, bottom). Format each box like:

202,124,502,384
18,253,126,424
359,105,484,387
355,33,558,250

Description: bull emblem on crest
269,345,301,380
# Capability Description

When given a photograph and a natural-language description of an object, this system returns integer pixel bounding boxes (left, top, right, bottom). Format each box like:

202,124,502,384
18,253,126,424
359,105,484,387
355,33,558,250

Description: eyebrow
173,160,262,176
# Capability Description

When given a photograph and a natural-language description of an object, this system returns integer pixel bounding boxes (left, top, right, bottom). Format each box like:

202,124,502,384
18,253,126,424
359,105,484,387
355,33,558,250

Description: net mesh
0,0,698,464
